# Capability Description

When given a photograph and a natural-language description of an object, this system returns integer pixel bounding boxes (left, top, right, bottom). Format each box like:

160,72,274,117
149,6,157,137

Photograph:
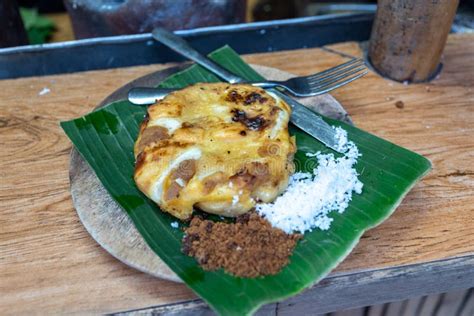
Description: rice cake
134,83,295,220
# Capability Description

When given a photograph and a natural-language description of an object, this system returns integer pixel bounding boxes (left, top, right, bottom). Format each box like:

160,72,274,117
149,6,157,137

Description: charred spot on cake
226,89,244,103
244,91,268,105
231,108,267,131
240,130,247,136
225,89,269,106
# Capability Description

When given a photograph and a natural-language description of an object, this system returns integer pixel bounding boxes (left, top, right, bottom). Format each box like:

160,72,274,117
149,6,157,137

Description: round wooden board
69,64,353,283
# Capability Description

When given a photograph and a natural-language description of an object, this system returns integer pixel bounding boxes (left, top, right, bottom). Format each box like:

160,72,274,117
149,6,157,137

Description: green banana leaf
61,46,431,315
20,7,55,45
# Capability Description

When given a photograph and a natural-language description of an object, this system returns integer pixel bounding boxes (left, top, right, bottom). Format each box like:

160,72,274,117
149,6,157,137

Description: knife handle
152,28,244,84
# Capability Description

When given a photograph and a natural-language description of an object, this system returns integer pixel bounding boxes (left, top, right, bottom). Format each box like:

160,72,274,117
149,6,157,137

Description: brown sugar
182,212,302,278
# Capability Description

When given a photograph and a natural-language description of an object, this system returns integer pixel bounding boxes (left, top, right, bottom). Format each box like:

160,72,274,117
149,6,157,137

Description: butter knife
151,28,341,153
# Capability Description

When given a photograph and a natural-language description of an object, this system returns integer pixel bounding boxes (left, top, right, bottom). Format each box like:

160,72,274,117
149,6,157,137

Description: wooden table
1,33,473,315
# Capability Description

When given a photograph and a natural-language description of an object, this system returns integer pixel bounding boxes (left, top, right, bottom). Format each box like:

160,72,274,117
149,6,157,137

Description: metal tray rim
0,13,371,55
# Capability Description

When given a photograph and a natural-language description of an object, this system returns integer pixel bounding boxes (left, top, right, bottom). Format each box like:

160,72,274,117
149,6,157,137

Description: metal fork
128,59,368,105
253,58,368,97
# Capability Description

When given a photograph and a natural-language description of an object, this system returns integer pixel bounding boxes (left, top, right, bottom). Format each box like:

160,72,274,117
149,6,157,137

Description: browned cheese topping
133,83,295,220
182,212,302,278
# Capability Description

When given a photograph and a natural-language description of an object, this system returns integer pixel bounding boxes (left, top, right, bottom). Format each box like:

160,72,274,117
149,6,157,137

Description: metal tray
0,13,373,79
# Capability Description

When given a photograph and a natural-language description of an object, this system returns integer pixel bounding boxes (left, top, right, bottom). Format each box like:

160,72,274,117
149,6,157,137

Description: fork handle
152,28,245,84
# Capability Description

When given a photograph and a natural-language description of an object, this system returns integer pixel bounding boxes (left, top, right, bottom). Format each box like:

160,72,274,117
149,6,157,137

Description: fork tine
310,70,369,95
307,60,366,84
306,58,362,79
308,65,367,88
305,58,364,81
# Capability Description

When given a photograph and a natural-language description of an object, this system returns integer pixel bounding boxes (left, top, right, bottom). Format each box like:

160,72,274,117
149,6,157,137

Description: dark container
0,0,28,48
64,0,247,39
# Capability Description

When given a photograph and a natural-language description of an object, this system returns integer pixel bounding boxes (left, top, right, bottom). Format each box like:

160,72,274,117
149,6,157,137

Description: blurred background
1,0,473,47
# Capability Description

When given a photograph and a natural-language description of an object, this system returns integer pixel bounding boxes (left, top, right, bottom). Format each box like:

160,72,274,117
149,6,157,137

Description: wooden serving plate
69,64,353,283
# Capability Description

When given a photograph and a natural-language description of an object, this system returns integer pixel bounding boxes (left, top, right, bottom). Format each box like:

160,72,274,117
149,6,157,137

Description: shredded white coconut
170,221,179,228
39,87,50,96
256,127,363,234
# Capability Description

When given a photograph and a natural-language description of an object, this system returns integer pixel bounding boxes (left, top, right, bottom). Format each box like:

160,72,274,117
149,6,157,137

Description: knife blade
152,28,341,153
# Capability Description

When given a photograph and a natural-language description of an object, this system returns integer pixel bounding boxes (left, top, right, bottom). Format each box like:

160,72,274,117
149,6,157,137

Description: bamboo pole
368,0,459,82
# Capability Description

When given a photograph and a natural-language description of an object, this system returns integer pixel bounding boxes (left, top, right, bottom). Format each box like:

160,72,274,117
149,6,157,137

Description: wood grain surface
1,34,473,314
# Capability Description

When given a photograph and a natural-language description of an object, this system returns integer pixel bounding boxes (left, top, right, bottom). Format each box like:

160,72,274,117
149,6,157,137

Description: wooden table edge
113,254,474,315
